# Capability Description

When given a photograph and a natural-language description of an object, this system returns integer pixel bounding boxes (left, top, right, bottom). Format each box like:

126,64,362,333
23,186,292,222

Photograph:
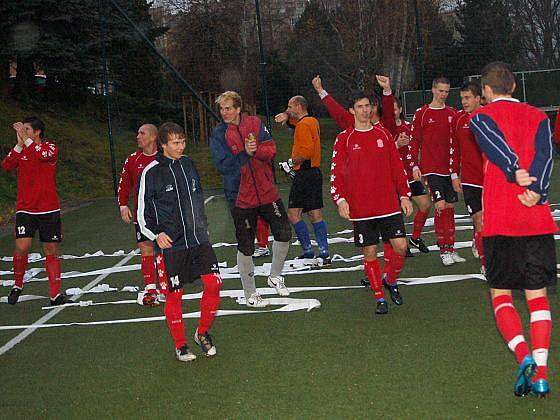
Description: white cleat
246,292,269,308
175,345,197,362
451,252,466,263
267,275,290,296
472,241,479,259
441,252,455,266
252,247,270,258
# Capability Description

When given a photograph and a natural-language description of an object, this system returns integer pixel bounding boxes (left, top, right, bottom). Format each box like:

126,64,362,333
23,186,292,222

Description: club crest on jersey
463,123,469,129
428,118,435,124
377,139,384,148
448,116,453,123
165,184,174,192
352,143,361,151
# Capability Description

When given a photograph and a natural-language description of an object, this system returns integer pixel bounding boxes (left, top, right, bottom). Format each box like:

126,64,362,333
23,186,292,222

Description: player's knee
434,201,445,211
202,273,222,294
274,224,292,243
238,244,255,257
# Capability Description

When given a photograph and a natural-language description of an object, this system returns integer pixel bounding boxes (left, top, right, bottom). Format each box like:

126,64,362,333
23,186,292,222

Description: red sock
475,231,485,268
46,255,61,299
492,295,530,364
155,254,168,295
198,273,222,335
412,210,429,240
528,296,552,381
434,210,445,253
364,259,384,301
387,252,405,285
141,255,156,290
13,254,27,289
382,242,393,278
256,217,270,248
444,208,455,251
164,289,186,349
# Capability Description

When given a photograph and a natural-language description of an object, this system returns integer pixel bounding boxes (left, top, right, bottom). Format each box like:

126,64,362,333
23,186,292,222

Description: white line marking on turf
0,253,136,356
204,195,215,205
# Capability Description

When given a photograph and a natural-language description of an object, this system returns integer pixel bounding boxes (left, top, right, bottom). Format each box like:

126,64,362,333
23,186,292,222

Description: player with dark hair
210,91,292,307
331,91,413,314
411,77,465,266
450,82,485,273
470,61,556,397
118,124,160,305
2,117,69,306
137,122,222,362
275,95,330,264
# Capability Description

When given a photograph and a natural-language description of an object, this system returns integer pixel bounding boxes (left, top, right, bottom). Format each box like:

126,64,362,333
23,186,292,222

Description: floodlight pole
99,0,118,196
254,0,273,135
413,0,427,104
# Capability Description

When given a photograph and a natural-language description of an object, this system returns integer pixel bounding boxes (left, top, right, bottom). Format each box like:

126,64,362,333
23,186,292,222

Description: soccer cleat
405,247,414,258
194,331,217,357
451,252,466,263
252,247,270,258
472,241,479,259
514,355,537,397
142,290,160,306
360,277,370,287
175,344,197,362
530,379,549,398
382,275,403,306
246,292,269,308
50,293,71,306
409,237,430,253
267,275,290,296
375,299,388,315
7,287,22,305
318,255,332,266
440,252,455,266
480,265,486,277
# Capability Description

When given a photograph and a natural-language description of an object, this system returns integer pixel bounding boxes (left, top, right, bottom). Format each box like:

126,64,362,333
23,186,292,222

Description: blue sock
312,220,329,258
293,220,313,257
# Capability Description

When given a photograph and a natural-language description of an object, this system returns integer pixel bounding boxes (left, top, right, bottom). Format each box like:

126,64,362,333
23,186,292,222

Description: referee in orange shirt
276,96,330,264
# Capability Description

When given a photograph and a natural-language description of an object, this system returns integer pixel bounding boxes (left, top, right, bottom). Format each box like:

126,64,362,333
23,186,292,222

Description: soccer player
331,91,413,314
470,61,556,397
210,91,292,307
117,124,159,305
275,95,330,264
137,122,222,362
450,82,485,272
393,97,431,254
411,77,466,266
2,117,69,305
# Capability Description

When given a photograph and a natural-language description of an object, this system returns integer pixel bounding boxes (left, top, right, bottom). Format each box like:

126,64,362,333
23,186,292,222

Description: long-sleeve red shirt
117,150,157,217
2,139,60,214
450,110,484,187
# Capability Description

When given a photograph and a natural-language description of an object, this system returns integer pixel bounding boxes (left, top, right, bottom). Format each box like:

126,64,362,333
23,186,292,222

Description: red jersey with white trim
117,150,157,217
394,120,417,182
331,126,410,220
451,110,484,187
1,140,60,214
554,110,560,148
470,99,557,237
411,105,456,176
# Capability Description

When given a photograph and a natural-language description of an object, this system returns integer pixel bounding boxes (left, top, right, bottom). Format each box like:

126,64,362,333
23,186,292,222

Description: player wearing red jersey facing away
470,62,556,397
392,97,431,255
411,77,466,266
117,124,159,306
137,122,222,361
2,117,69,305
450,82,485,273
331,91,413,314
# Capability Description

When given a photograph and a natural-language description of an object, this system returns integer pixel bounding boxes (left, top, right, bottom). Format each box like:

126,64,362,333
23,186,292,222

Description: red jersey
394,120,418,182
554,109,560,148
117,150,157,216
470,98,557,237
411,105,457,176
450,110,484,187
331,125,410,220
1,139,60,214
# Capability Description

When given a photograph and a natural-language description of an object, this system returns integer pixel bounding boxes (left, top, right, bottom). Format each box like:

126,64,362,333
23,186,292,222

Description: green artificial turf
0,173,559,418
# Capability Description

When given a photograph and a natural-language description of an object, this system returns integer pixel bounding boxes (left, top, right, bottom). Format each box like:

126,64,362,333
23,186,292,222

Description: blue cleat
375,299,388,315
514,355,537,397
531,379,549,398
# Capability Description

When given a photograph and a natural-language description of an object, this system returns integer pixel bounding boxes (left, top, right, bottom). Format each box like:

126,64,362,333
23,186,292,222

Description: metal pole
99,0,118,196
254,0,272,134
412,0,426,104
108,0,220,121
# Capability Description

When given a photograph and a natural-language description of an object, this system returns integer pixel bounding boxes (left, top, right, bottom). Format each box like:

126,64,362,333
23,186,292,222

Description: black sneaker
8,287,22,305
295,253,315,259
375,299,388,315
50,293,71,306
409,237,430,253
405,247,414,257
194,331,217,356
387,283,403,305
360,277,370,287
319,255,331,266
